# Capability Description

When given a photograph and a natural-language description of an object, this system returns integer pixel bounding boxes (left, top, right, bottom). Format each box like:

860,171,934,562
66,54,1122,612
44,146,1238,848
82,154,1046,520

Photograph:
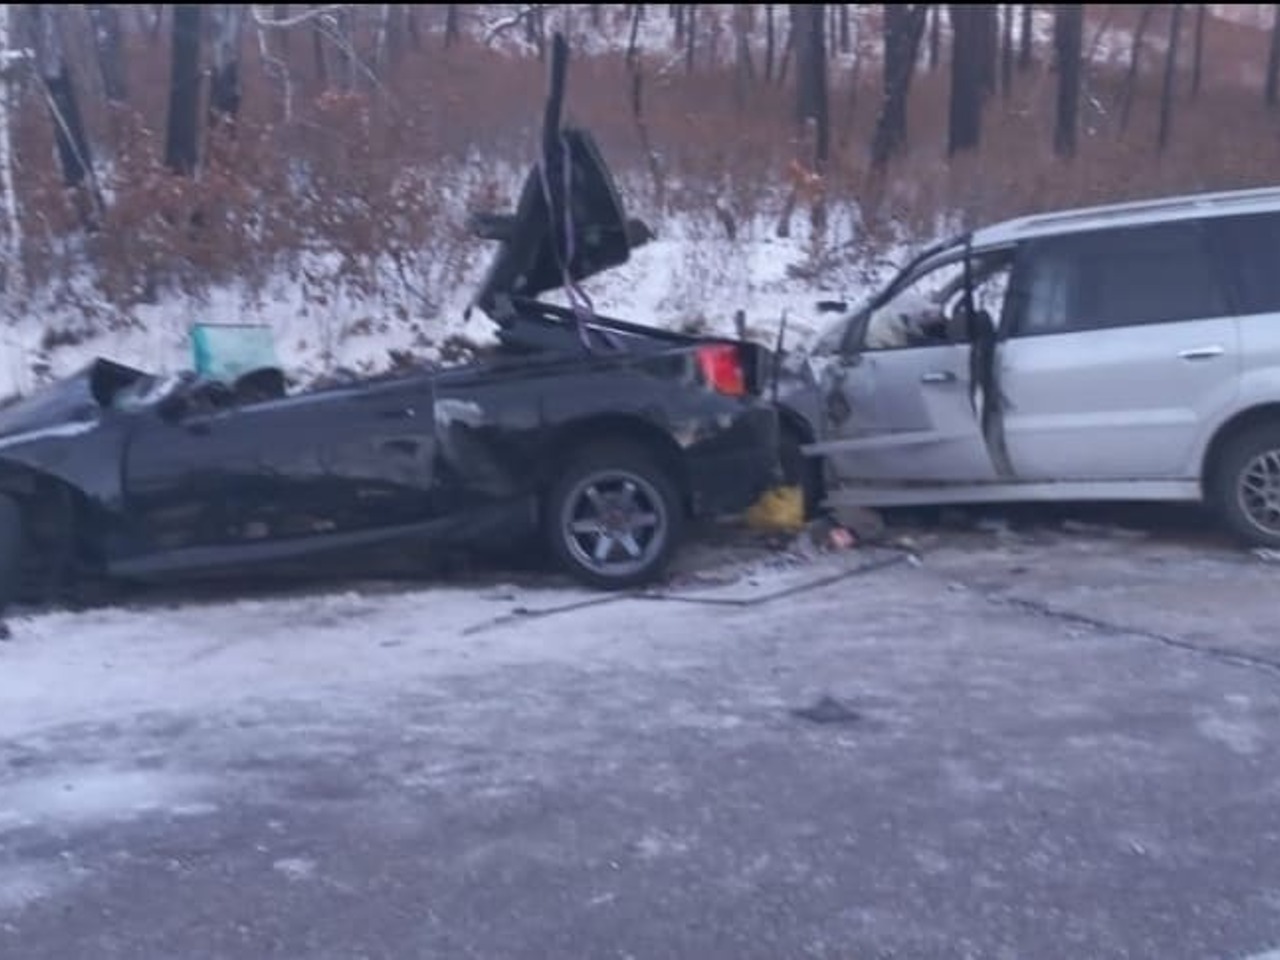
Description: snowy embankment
0,202,905,402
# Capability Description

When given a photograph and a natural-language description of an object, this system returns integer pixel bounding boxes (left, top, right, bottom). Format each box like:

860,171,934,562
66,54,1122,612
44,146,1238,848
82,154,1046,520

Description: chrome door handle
920,370,957,384
1178,346,1224,361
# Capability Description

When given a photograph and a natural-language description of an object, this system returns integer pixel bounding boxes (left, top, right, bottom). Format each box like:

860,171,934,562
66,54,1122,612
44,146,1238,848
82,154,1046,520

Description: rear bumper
685,403,780,517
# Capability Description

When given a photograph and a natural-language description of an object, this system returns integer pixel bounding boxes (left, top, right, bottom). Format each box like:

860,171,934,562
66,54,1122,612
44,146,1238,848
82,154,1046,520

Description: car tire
1210,422,1280,550
545,442,683,590
0,493,22,612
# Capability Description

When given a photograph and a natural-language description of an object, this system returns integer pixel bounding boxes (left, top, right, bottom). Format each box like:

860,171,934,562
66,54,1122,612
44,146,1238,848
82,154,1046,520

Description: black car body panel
0,336,777,588
0,32,780,597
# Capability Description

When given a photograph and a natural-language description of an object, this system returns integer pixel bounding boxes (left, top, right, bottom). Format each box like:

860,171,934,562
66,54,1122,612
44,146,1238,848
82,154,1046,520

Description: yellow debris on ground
745,484,805,533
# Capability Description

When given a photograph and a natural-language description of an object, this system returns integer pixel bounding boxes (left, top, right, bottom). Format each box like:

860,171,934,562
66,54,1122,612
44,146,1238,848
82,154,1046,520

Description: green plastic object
190,323,280,382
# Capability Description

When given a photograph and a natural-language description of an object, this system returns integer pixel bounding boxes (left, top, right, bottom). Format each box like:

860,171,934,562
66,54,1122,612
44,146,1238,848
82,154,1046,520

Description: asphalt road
2,515,1279,960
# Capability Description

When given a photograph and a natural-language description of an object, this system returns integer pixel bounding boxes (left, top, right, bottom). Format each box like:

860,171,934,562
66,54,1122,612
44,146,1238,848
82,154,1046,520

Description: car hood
0,359,145,443
468,34,652,323
470,128,651,320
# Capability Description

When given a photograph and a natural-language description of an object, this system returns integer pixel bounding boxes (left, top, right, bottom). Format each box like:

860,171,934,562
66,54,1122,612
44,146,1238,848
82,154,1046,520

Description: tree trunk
685,3,696,73
1053,3,1082,157
1119,4,1154,129
948,4,984,154
372,3,392,73
406,4,421,47
977,4,999,98
1157,3,1183,150
35,6,97,195
765,4,775,80
626,4,644,63
928,4,941,70
1001,3,1014,96
674,4,685,42
0,4,23,299
1189,4,1205,97
871,4,929,167
165,3,202,175
208,5,244,128
1266,3,1280,106
840,3,851,52
793,4,829,169
733,3,756,106
1018,2,1033,69
87,5,128,103
336,7,356,90
256,18,294,122
444,4,460,47
311,10,328,87
778,23,794,85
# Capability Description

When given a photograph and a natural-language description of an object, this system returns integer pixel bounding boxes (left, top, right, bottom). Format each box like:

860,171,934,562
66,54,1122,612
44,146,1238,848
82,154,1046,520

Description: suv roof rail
978,184,1280,245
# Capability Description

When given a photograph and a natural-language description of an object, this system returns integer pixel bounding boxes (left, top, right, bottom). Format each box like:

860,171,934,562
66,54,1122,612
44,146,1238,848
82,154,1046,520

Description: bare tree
1053,3,1082,157
928,4,941,70
1018,2,1033,69
976,4,999,97
444,5,460,47
871,4,929,168
86,5,128,104
733,4,756,106
793,4,829,168
311,9,329,87
1190,3,1205,98
626,4,644,63
1158,3,1183,150
0,4,23,300
208,5,244,127
839,4,851,52
1001,3,1014,95
165,3,202,175
685,3,697,73
764,4,776,80
1119,4,1154,130
1267,3,1280,107
948,4,984,154
33,5,98,203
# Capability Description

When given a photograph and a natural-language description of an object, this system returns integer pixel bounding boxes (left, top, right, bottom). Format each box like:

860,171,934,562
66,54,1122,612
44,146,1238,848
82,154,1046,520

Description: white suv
778,185,1280,548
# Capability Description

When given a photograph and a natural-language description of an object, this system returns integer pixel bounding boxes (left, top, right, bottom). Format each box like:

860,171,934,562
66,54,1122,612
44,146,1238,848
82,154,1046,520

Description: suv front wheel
1211,422,1280,550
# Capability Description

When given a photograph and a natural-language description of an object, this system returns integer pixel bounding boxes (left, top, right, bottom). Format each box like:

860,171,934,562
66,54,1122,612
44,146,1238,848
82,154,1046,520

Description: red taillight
696,344,747,397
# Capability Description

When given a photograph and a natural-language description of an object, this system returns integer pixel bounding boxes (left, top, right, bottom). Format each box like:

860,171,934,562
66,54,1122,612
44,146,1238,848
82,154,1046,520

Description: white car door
999,218,1241,481
808,248,1014,484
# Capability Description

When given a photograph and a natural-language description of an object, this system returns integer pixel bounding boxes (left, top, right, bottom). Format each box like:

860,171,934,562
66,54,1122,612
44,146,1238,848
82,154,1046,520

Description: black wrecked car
0,37,779,611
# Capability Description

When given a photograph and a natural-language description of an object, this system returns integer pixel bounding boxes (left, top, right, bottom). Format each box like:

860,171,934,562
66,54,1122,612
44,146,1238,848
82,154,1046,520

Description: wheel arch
776,403,825,513
545,413,692,514
1200,403,1280,497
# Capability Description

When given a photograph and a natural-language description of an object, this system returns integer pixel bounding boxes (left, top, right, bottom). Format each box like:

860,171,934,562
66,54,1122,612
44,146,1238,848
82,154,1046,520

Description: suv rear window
1206,211,1280,316
1010,220,1228,336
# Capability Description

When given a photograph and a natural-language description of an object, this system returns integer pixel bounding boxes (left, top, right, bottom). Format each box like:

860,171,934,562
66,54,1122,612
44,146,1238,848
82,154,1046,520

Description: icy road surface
2,520,1280,960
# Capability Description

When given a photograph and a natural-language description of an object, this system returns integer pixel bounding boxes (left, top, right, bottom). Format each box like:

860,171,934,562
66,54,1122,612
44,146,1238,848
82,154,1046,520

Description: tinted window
1207,211,1280,315
1010,220,1228,336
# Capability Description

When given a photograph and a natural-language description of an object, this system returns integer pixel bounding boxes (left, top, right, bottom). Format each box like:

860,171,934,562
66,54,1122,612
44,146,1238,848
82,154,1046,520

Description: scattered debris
1061,519,1149,541
831,504,886,542
745,484,805,534
804,516,859,551
790,694,863,725
974,516,1013,535
1252,547,1280,564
